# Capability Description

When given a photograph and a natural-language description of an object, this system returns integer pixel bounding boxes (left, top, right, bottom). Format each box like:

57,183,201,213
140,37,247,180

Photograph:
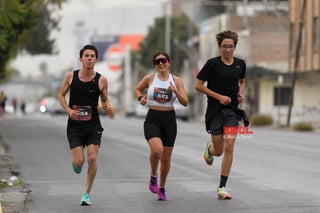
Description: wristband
138,95,144,101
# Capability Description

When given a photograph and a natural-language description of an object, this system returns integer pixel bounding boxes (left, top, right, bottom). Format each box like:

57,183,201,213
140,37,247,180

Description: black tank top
69,70,101,114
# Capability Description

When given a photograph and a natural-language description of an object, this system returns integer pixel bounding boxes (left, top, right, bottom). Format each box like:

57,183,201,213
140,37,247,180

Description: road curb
0,135,30,213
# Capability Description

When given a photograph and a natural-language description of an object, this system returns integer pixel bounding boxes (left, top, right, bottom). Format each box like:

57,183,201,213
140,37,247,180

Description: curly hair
216,30,239,47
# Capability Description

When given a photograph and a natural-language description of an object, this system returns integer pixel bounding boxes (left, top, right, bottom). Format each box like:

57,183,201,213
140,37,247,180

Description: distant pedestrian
20,101,26,115
12,98,17,114
135,51,188,201
0,91,7,120
195,30,249,200
58,44,113,206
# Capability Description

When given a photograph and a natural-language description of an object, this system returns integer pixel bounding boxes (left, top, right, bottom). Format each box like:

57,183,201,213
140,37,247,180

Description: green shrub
292,122,314,132
187,93,195,104
250,114,273,126
0,181,7,188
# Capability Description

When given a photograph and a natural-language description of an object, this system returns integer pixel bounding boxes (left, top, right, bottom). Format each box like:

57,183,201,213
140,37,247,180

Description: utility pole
165,1,171,55
286,0,306,127
123,45,132,114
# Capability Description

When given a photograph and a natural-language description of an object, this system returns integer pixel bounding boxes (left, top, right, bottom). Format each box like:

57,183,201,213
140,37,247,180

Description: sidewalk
0,135,30,213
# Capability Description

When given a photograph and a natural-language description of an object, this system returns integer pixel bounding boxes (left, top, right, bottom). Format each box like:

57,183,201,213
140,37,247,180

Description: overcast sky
59,0,169,15
12,0,169,77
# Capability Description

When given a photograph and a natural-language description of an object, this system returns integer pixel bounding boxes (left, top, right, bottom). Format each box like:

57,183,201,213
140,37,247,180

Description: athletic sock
159,187,165,193
151,176,157,184
219,175,228,188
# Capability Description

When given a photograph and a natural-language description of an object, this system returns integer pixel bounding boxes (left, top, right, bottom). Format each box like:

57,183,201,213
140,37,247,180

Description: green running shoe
80,192,91,206
72,163,82,174
217,187,232,200
203,141,214,165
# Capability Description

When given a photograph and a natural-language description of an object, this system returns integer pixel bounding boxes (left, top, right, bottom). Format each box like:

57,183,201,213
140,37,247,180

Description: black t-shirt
197,56,246,104
197,56,246,130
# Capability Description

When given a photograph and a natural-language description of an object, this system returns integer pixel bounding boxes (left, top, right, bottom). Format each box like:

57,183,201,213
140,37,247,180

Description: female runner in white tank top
135,52,188,201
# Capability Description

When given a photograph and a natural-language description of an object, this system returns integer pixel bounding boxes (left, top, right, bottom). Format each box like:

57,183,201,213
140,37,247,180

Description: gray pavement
0,114,320,213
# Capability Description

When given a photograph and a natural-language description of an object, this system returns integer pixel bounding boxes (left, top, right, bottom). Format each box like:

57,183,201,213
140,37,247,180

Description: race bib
72,105,92,121
153,88,172,103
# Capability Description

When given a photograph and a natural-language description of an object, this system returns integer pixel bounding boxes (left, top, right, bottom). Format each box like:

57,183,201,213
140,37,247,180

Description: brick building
199,13,289,70
171,0,320,125
288,0,320,72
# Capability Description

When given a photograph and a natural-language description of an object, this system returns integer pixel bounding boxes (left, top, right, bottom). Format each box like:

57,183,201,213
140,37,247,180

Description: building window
274,87,292,106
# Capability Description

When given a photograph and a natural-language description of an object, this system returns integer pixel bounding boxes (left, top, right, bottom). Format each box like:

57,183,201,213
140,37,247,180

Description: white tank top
147,73,176,107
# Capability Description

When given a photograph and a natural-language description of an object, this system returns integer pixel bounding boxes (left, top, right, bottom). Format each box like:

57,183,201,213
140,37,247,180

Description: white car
135,104,148,118
39,96,65,114
174,101,189,121
134,100,190,121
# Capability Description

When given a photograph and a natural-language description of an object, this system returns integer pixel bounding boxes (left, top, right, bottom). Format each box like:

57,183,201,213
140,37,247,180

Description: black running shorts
209,108,241,135
144,109,177,147
67,115,104,149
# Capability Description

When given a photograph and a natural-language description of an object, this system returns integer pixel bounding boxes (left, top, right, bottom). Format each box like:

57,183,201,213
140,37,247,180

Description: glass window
274,87,292,106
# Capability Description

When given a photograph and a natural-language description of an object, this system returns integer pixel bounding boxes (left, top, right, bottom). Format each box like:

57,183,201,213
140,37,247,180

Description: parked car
125,103,138,117
40,97,56,113
134,100,190,121
135,103,148,118
174,100,190,121
39,96,65,114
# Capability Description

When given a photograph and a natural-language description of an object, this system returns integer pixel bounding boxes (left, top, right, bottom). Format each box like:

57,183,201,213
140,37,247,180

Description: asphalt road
1,114,320,213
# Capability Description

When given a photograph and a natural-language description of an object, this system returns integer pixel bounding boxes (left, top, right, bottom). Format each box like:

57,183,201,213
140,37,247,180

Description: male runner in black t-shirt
195,30,247,200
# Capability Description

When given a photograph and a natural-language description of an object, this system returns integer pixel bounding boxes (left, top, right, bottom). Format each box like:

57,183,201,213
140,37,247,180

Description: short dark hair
152,51,171,66
79,44,99,58
216,30,239,47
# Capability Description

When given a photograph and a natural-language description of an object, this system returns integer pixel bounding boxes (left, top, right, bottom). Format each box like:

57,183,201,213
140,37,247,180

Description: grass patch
292,122,314,132
0,177,24,188
250,113,273,126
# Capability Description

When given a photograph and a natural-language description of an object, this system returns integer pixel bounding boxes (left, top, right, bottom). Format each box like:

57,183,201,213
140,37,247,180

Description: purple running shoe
149,175,159,193
157,187,166,201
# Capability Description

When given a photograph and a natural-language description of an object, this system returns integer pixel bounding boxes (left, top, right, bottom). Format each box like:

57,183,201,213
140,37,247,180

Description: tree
138,13,198,76
0,0,66,80
0,0,33,79
24,0,64,54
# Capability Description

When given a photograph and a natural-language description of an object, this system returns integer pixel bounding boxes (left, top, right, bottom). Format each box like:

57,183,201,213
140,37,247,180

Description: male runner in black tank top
58,44,113,206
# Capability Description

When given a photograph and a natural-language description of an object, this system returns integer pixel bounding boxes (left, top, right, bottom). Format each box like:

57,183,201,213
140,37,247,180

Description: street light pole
165,1,171,55
124,45,132,114
277,75,283,126
287,0,306,127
